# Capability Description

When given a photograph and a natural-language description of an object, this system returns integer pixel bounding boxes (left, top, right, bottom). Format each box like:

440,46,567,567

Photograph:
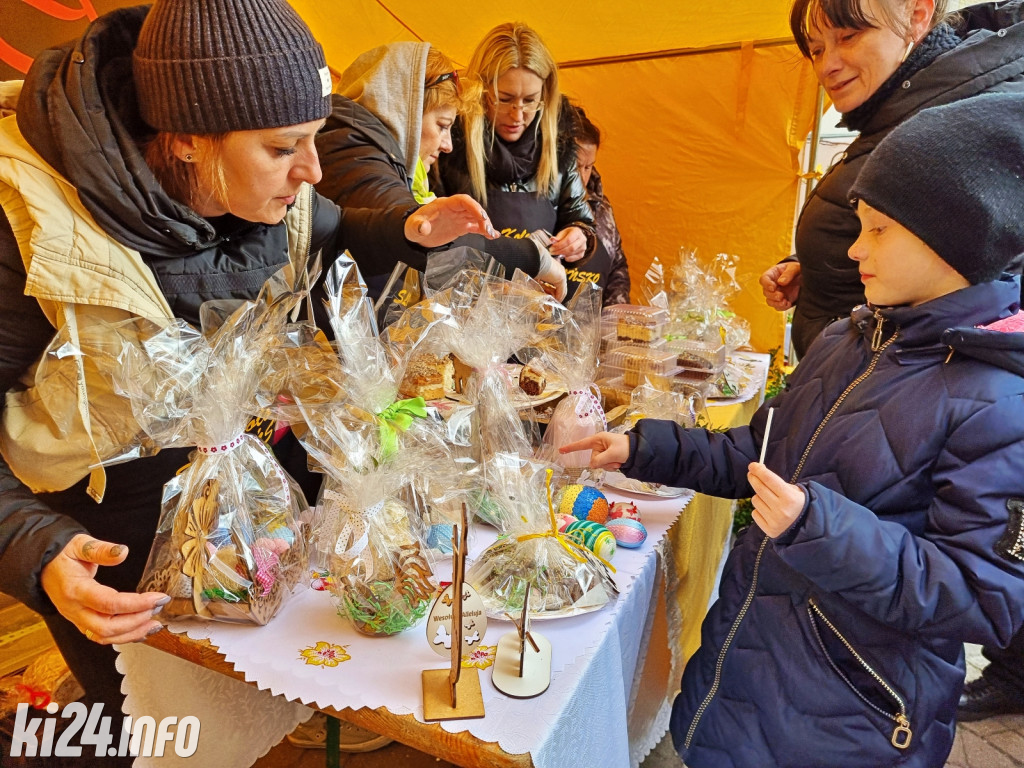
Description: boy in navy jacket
563,93,1024,768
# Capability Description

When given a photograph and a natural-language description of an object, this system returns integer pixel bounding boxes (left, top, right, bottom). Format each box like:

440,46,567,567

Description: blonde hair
423,46,480,117
144,132,230,213
463,22,560,206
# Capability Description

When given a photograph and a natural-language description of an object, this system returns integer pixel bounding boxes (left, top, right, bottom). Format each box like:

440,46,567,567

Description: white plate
446,364,565,410
600,471,690,498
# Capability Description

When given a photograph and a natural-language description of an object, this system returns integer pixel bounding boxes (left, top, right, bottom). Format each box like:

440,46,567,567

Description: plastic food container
602,305,668,345
602,345,678,388
597,376,633,410
666,339,726,380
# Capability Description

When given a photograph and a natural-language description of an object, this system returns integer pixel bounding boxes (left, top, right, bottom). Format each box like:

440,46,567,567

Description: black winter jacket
316,95,546,283
0,6,406,613
623,277,1024,768
791,2,1024,356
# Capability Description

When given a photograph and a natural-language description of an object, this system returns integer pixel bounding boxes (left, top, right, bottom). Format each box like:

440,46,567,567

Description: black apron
484,187,610,304
485,185,557,266
563,233,612,303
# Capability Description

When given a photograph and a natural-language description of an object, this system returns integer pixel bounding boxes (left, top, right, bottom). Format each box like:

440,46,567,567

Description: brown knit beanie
133,0,332,134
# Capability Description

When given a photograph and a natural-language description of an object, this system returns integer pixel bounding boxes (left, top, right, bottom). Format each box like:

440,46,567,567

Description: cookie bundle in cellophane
294,256,457,636
299,412,442,637
434,271,569,528
105,268,316,625
466,455,618,620
532,281,606,476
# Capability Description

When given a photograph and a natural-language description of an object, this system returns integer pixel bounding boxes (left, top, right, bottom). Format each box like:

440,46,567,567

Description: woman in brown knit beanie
0,0,496,732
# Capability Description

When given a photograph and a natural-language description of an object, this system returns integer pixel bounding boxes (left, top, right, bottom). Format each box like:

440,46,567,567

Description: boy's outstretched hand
559,432,630,469
747,463,806,538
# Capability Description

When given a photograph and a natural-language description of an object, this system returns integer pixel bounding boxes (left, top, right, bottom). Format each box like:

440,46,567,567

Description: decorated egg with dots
558,484,610,524
565,520,617,561
609,501,640,521
555,513,576,532
606,518,647,548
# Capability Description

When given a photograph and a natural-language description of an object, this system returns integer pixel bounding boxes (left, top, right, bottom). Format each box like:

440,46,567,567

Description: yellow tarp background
4,0,820,351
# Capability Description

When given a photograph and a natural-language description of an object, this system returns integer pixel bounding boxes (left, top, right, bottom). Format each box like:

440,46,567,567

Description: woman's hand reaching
41,534,169,644
559,432,631,469
405,194,499,247
548,225,588,262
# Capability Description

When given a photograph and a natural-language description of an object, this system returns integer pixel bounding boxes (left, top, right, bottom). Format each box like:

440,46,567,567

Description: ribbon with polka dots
567,387,608,432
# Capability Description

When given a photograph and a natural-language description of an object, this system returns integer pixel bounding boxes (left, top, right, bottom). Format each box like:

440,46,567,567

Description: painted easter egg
606,518,647,548
555,513,576,532
565,520,617,561
609,501,640,521
558,484,610,524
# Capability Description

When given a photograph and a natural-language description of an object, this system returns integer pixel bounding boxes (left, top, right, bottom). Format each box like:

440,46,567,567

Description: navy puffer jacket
621,277,1024,768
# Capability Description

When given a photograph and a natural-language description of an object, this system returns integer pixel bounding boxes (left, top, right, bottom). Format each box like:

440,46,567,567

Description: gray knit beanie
849,93,1024,285
133,0,332,134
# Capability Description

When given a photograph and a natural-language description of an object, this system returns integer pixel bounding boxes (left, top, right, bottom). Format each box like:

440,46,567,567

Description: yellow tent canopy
3,0,819,351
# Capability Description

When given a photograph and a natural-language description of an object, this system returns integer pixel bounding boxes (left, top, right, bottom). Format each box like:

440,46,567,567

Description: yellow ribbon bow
376,396,428,459
519,468,615,573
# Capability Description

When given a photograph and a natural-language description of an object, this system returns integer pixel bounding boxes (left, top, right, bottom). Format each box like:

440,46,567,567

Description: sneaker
957,676,1024,722
287,712,394,752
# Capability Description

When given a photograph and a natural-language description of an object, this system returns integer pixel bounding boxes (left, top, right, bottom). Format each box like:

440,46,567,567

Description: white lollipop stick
758,407,775,465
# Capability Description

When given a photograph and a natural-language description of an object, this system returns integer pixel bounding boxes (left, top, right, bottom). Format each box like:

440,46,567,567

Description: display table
118,353,769,768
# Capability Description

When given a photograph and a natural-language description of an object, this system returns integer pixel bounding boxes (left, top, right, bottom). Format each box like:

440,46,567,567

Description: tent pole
805,84,826,197
558,37,795,69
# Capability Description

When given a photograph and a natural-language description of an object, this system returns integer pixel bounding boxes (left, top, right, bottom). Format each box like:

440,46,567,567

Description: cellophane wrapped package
466,456,617,619
296,256,455,635
535,281,605,473
118,269,313,625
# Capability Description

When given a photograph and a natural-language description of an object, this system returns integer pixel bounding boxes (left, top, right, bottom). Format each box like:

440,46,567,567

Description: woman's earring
900,39,914,63
185,154,193,162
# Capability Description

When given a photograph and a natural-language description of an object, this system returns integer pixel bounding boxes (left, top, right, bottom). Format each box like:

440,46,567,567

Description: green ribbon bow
376,397,428,459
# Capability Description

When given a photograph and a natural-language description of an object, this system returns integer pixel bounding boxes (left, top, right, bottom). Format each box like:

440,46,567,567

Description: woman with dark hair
570,105,631,305
759,0,1024,358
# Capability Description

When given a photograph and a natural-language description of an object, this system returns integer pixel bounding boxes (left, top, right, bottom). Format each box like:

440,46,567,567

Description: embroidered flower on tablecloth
299,641,350,667
462,645,496,669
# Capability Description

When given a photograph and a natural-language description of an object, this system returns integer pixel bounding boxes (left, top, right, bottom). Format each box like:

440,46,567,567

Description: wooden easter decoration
491,582,552,698
422,504,485,720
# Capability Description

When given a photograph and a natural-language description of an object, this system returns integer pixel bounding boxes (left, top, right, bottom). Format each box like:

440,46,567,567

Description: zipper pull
891,714,912,749
871,311,885,352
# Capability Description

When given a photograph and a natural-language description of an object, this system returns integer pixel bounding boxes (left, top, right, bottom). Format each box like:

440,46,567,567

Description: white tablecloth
116,351,769,768
117,489,694,768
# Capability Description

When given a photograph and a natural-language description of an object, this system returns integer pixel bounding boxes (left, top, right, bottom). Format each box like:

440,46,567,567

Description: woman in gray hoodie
316,42,567,298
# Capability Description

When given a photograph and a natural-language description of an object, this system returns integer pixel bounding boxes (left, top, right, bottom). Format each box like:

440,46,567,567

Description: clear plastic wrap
300,411,437,636
599,383,706,497
118,269,312,625
442,272,567,462
294,256,462,635
535,282,606,472
466,458,618,619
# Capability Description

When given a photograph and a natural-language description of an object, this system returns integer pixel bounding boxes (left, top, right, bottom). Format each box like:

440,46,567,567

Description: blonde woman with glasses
437,22,595,297
316,42,569,297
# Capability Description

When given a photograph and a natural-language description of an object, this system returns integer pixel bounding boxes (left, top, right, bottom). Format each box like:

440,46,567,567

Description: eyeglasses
488,95,545,116
426,71,461,94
